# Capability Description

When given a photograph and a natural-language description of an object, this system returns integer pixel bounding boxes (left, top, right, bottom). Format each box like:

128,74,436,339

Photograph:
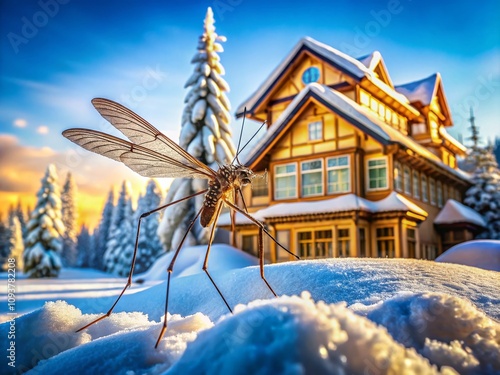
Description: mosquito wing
62,128,215,179
90,98,215,177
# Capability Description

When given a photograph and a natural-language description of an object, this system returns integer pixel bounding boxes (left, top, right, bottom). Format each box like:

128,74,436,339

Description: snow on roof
439,126,467,152
219,192,427,224
434,199,487,227
236,37,375,115
244,83,470,183
395,73,439,105
357,51,381,70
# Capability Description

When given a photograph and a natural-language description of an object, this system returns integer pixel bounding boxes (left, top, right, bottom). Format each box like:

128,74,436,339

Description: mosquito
63,98,299,348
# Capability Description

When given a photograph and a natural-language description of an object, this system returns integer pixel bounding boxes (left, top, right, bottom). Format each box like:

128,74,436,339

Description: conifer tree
0,214,9,268
61,173,78,266
108,199,135,276
23,165,65,278
91,188,114,269
3,215,24,271
15,200,27,242
76,224,92,268
158,7,236,251
103,181,133,273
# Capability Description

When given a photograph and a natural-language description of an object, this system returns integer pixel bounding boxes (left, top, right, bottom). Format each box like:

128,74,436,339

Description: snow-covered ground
436,240,500,271
1,244,499,374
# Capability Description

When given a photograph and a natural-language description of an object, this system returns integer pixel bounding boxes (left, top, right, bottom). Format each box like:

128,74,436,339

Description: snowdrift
2,258,499,374
436,240,500,271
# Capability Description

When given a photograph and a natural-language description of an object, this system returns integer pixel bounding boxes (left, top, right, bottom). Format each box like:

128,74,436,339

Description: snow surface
1,255,499,374
436,240,500,271
435,200,487,227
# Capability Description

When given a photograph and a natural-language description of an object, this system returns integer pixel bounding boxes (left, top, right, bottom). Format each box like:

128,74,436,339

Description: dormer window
308,121,322,141
302,66,320,84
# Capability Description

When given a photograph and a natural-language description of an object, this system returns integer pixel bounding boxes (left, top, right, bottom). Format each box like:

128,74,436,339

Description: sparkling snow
1,250,499,374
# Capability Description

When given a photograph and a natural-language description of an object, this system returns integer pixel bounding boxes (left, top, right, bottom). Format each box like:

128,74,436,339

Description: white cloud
13,118,27,128
37,125,49,134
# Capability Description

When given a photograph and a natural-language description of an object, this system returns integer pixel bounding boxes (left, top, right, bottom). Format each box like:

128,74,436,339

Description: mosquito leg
76,189,207,334
223,200,299,260
257,226,277,297
155,207,203,348
202,202,233,313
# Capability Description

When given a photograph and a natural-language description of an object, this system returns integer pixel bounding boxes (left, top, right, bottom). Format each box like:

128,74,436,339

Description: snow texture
1,255,499,374
158,7,236,252
23,164,65,278
436,240,500,271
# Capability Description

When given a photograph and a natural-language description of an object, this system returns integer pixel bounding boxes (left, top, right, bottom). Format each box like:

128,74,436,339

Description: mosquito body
63,98,298,348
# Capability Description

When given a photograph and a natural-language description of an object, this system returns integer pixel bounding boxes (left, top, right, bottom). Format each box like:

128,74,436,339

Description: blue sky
1,0,499,225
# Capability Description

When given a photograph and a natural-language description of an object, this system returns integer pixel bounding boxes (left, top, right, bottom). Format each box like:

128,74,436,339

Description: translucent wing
62,128,215,179
91,98,215,177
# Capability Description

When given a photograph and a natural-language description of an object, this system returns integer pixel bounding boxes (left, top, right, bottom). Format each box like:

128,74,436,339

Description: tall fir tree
61,172,78,266
76,224,92,268
92,188,115,269
103,181,133,273
3,214,24,271
108,199,135,276
158,7,236,252
15,200,27,243
133,179,163,274
0,214,9,267
23,164,65,278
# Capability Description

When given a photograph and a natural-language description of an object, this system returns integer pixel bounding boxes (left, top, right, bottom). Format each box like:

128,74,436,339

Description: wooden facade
220,37,478,262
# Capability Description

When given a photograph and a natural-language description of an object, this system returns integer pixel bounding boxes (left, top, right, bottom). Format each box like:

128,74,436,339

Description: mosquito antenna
232,107,247,165
234,120,267,163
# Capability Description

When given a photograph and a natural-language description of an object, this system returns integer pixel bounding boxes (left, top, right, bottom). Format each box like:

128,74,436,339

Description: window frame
307,120,323,141
394,161,403,192
412,170,420,199
274,162,298,200
326,155,351,194
404,166,412,195
300,159,324,197
366,156,388,191
421,174,428,203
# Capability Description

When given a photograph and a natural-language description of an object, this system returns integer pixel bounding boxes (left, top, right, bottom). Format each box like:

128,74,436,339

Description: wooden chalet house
219,37,485,262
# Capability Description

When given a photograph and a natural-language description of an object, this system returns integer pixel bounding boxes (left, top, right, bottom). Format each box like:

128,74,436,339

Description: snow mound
436,240,500,271
16,292,500,375
135,244,259,282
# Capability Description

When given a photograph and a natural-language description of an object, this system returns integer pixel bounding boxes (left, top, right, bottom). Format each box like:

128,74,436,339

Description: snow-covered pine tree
23,164,65,278
61,172,78,266
158,7,236,252
92,188,115,269
3,214,24,271
15,200,28,242
76,224,92,268
103,181,133,273
109,199,135,276
0,214,9,268
464,144,500,239
133,179,163,274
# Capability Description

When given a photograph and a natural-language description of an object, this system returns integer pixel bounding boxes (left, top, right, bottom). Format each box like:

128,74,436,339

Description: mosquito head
236,165,255,186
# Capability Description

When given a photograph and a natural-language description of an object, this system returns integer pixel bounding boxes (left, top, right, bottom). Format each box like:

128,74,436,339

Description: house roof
236,37,413,117
435,199,486,227
357,51,394,88
395,73,439,105
243,83,470,183
217,192,427,225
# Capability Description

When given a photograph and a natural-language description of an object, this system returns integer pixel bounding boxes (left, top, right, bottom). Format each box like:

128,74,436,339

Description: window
412,171,420,199
327,156,350,194
376,227,395,258
274,163,297,200
437,182,443,207
252,172,268,197
404,167,411,195
359,228,367,257
275,230,291,262
302,66,320,84
242,234,258,257
407,228,416,258
421,175,428,203
429,178,436,205
442,230,466,251
337,229,350,257
360,90,370,106
298,230,332,258
367,158,388,190
308,121,322,141
301,159,323,197
394,162,402,192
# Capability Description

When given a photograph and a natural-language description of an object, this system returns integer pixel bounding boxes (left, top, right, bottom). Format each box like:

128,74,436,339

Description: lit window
367,158,388,190
301,159,323,197
385,108,392,123
404,167,412,195
274,163,297,200
298,230,332,258
378,102,385,118
251,172,268,197
360,90,370,107
413,171,420,199
376,227,395,258
394,162,403,191
308,121,322,141
359,228,367,257
407,228,416,258
421,175,428,202
327,156,350,194
429,178,436,205
302,66,320,84
370,98,379,113
337,228,350,257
